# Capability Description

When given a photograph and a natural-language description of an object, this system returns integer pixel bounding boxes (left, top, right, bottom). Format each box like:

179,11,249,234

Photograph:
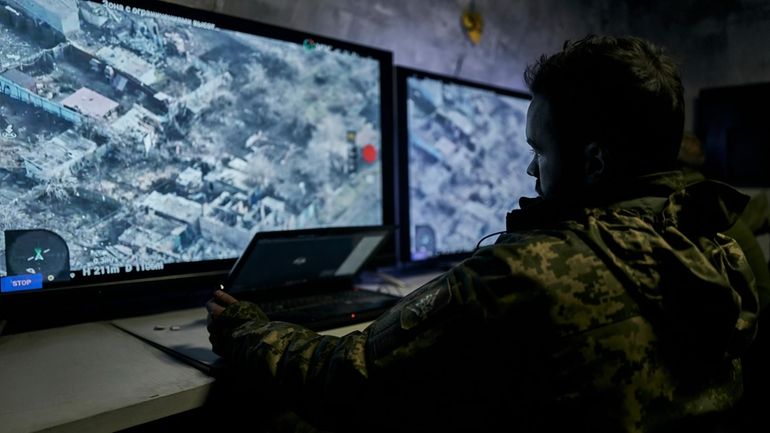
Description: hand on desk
205,290,269,355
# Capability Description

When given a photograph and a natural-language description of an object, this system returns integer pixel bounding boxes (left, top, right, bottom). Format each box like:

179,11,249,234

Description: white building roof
96,46,158,86
1,69,36,89
141,191,202,226
7,0,79,34
61,87,119,119
204,167,258,194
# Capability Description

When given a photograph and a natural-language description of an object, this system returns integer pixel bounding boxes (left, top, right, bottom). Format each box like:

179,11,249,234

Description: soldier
678,131,770,309
208,36,759,432
677,131,770,431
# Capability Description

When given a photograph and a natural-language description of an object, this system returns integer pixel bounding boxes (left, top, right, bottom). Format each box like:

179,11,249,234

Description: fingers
206,291,238,354
205,291,237,317
206,290,238,326
206,299,225,314
214,289,239,306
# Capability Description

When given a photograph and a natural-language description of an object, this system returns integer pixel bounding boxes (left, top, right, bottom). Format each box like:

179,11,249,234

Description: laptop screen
226,228,389,293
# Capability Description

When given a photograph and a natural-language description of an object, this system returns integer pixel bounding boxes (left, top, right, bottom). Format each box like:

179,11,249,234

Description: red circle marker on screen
362,144,377,164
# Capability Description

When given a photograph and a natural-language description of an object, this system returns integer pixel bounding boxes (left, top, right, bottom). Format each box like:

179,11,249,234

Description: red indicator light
362,144,377,164
350,313,357,319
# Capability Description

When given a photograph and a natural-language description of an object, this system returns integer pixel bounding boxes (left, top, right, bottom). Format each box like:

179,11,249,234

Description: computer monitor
0,0,393,306
396,67,534,262
696,83,770,187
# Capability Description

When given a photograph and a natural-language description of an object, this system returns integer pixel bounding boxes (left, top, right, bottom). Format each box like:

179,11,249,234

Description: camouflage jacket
210,171,759,433
681,168,770,309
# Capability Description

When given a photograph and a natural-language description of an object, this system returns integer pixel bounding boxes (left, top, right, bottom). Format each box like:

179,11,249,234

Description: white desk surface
0,269,441,433
0,313,377,433
0,322,213,433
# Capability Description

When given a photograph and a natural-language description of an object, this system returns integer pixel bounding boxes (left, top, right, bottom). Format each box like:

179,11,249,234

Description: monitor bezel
395,66,532,265
0,0,395,321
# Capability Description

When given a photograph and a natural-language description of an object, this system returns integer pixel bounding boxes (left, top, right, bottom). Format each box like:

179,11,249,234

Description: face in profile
525,96,580,202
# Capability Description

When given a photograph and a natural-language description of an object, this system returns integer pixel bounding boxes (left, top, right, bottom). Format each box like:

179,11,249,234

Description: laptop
221,226,401,329
112,226,401,375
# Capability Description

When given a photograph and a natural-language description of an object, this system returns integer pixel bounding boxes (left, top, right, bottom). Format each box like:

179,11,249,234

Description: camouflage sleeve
210,244,545,430
724,219,770,310
213,301,372,413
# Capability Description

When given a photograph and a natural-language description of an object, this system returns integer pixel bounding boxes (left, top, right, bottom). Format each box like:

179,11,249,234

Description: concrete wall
163,0,770,131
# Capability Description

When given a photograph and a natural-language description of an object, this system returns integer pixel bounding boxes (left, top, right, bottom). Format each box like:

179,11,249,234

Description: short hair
524,35,684,175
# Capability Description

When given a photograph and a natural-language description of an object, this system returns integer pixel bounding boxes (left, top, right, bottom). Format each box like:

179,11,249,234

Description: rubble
0,1,382,274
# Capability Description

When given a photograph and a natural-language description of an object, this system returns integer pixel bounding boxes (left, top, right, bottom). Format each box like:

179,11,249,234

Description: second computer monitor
397,67,534,261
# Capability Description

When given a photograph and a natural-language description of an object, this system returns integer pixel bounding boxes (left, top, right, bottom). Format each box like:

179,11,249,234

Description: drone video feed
407,76,534,260
0,0,383,283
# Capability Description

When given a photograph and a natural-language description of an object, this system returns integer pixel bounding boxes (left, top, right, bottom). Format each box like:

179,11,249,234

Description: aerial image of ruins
0,0,383,277
407,76,533,259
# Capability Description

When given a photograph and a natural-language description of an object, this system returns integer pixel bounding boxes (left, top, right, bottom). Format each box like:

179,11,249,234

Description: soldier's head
524,35,684,202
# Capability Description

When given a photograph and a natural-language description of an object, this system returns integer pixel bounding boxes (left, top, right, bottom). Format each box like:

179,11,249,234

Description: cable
474,231,506,251
375,271,407,289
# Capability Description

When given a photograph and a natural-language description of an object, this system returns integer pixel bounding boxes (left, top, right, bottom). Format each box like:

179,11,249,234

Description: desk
0,269,440,433
0,321,212,433
110,307,375,372
0,313,372,433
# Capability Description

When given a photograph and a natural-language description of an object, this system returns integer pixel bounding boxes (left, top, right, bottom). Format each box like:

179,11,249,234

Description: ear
584,142,606,185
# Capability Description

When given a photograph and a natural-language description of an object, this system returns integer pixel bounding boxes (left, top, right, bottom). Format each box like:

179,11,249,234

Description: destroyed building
139,191,202,231
5,0,80,35
23,130,97,181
